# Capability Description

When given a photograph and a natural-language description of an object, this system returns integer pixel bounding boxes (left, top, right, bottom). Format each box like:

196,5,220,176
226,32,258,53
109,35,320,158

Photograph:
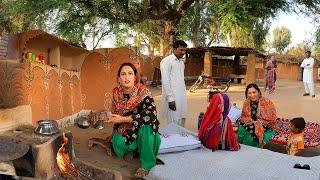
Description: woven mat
271,118,320,147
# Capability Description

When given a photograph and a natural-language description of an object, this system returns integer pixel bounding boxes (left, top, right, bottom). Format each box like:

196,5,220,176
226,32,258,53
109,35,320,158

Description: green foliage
2,0,320,52
272,26,292,54
286,42,312,56
313,27,320,56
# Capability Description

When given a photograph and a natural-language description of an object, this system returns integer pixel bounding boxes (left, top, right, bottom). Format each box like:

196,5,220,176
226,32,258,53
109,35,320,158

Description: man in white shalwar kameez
301,51,315,98
160,40,188,127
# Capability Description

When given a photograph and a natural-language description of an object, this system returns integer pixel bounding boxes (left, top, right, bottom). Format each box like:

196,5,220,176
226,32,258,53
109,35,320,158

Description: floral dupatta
240,97,277,144
112,84,159,144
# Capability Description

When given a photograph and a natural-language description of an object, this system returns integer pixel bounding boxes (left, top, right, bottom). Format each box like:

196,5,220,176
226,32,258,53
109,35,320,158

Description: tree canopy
1,0,320,55
272,27,292,54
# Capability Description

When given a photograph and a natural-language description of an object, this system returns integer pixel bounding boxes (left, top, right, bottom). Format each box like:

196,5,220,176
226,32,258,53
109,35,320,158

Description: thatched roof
187,46,266,58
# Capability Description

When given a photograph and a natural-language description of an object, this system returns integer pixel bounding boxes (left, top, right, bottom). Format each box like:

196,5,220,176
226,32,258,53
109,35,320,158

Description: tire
189,83,199,93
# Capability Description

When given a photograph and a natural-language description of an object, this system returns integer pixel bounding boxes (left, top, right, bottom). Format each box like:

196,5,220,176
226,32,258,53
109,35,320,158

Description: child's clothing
287,133,304,155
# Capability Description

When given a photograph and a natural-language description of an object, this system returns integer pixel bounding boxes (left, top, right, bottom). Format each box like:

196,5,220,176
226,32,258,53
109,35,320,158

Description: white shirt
301,57,314,83
160,54,187,123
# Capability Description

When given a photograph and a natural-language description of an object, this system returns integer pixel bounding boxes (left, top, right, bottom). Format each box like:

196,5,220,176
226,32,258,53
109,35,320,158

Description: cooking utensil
34,120,60,135
76,117,91,129
93,120,104,129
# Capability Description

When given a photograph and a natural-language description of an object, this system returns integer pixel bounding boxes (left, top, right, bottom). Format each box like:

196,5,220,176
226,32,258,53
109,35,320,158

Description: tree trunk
162,20,177,56
193,0,200,47
226,33,232,47
147,42,154,57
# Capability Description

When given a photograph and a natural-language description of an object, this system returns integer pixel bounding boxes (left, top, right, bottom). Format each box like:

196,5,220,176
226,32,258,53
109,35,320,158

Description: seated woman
198,92,240,151
237,83,277,148
89,62,161,178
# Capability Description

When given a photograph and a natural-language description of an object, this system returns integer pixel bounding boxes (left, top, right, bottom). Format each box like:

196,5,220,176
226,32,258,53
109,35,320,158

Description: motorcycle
189,72,231,93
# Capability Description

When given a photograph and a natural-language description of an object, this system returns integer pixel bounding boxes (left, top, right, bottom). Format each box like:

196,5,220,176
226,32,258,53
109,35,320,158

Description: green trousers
237,124,275,148
112,125,161,170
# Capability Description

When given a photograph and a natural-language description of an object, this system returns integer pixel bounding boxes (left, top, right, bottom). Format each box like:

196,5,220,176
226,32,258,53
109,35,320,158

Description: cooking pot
34,120,60,135
76,117,91,129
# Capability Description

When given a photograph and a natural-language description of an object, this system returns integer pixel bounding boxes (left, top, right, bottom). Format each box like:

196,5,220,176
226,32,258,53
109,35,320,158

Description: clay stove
0,125,114,179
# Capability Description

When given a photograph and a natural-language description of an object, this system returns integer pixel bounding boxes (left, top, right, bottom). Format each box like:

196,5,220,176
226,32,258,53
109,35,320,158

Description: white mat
148,126,320,180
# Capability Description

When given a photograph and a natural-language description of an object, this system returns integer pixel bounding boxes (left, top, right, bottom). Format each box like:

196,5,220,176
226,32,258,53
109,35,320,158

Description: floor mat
271,118,320,147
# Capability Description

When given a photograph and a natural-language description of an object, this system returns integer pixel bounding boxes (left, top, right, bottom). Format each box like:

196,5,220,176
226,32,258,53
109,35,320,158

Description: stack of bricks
0,35,9,60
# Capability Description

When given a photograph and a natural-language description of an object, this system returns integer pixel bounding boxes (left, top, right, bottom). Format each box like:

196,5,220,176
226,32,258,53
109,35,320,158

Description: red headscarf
198,93,240,151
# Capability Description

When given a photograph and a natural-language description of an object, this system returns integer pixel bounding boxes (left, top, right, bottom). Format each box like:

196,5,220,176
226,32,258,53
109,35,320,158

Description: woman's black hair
290,117,306,132
245,83,261,98
117,62,138,77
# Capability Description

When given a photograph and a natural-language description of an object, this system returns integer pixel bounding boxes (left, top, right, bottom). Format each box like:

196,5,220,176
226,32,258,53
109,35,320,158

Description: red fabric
198,93,240,151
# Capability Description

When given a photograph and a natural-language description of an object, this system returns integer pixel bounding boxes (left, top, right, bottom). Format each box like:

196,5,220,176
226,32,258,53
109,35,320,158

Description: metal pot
76,117,91,129
34,120,60,135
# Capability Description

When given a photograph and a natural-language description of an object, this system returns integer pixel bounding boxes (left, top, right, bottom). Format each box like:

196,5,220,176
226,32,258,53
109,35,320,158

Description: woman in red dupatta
237,83,277,148
198,93,240,151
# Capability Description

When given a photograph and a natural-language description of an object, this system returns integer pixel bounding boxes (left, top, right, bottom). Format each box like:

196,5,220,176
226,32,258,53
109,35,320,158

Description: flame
56,133,76,173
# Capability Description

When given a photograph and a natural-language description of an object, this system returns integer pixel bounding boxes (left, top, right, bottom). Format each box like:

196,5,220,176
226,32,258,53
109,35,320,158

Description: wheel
189,83,199,93
217,83,229,92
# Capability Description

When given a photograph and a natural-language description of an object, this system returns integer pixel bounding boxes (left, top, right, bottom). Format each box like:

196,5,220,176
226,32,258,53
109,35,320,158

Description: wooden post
204,50,212,76
245,53,256,85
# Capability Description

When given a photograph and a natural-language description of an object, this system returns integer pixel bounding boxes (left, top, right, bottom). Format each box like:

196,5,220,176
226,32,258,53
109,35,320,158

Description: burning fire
56,133,76,173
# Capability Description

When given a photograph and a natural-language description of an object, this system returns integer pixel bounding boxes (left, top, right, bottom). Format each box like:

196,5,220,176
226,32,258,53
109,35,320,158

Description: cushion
158,123,201,154
228,105,242,124
159,134,201,154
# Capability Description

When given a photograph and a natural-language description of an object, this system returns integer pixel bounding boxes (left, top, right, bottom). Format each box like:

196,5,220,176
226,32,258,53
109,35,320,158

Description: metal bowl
34,120,60,135
76,117,91,129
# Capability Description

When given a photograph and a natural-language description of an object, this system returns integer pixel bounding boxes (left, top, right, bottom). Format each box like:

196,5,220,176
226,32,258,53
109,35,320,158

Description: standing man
301,50,315,98
160,40,188,127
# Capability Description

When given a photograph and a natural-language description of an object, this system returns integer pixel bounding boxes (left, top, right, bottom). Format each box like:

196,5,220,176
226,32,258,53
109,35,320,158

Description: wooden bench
230,74,245,84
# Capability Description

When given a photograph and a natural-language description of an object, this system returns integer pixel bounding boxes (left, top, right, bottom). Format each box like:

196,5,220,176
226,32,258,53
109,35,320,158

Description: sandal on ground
88,138,113,156
156,158,165,165
134,168,149,178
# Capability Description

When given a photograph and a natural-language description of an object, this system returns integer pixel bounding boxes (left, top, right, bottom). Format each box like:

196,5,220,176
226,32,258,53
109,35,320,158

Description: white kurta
160,54,187,124
301,57,314,83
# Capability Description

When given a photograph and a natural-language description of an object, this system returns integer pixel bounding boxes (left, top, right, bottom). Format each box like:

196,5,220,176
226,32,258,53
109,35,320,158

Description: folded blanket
271,118,320,147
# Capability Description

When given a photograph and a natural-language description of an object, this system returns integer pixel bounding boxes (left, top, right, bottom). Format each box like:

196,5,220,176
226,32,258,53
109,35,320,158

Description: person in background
287,117,306,156
160,40,188,127
265,55,276,94
237,83,277,148
301,50,315,98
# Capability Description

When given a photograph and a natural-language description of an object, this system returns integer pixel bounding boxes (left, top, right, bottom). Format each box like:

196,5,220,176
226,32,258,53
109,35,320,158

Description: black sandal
294,163,311,170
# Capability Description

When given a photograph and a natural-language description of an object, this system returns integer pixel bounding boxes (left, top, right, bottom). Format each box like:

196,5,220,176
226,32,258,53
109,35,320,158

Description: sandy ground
65,79,320,179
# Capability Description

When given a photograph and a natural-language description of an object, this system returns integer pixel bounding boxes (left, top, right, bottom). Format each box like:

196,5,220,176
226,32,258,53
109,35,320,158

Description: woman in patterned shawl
237,83,277,148
106,62,160,177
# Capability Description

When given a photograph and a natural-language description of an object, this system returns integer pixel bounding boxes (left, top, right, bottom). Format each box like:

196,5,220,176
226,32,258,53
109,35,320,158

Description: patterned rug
271,118,320,147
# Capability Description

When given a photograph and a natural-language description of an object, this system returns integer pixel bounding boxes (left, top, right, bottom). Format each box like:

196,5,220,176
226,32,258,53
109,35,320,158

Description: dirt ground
65,79,320,179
